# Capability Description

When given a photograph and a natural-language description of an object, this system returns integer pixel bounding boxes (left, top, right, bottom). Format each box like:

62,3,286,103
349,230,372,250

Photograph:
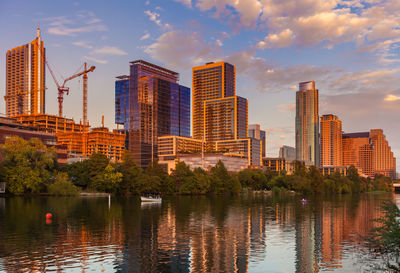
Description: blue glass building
116,60,190,167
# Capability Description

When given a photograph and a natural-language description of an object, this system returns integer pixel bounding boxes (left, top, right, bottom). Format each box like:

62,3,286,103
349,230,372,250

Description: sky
0,0,399,169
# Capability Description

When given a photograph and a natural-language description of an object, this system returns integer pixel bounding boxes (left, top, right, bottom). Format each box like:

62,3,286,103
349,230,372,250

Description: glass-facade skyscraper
116,60,190,167
295,81,320,166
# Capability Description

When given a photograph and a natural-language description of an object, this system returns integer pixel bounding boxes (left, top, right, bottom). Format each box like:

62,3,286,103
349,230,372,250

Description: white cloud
46,12,107,36
91,46,128,56
278,104,296,112
174,0,192,8
140,33,151,40
144,10,172,30
72,41,93,49
193,0,400,56
84,56,108,64
384,94,400,102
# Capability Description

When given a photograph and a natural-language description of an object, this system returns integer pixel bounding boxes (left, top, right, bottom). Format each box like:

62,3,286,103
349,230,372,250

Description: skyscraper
115,75,130,130
192,62,236,140
295,81,319,166
6,27,45,117
320,114,342,167
123,60,190,167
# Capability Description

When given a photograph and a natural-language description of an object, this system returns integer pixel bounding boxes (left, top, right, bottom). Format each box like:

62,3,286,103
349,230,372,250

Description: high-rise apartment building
204,96,248,142
295,81,319,166
6,27,45,117
320,114,342,167
342,129,396,178
120,60,190,167
192,62,236,140
249,124,266,158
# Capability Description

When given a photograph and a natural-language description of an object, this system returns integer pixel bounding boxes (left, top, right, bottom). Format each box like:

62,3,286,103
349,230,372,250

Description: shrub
48,173,80,196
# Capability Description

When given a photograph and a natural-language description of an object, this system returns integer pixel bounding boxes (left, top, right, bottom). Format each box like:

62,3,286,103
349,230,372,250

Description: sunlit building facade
192,61,236,140
342,129,396,178
320,114,342,167
295,81,319,166
249,124,266,158
6,27,45,117
204,96,248,142
127,60,190,167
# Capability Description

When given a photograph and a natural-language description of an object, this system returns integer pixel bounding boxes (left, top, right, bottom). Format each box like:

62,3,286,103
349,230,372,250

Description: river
0,193,398,272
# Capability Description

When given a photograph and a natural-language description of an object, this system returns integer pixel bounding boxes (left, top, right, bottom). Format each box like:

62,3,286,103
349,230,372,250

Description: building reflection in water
0,194,393,272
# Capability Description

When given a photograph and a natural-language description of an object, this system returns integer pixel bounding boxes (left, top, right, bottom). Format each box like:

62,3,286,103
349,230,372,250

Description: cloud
84,56,108,64
91,46,128,56
144,10,172,30
72,41,93,49
145,30,216,69
193,0,400,58
257,29,295,49
174,0,192,8
45,12,107,36
278,104,296,112
140,33,151,40
384,94,400,102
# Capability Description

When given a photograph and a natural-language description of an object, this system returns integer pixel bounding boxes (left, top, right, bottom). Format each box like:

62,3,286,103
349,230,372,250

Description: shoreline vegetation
0,136,395,196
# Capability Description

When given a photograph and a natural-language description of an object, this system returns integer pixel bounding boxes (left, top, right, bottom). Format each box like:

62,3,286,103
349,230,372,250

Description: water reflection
0,193,396,272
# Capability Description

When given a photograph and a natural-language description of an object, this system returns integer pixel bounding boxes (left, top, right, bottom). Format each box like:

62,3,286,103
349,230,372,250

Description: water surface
0,193,398,272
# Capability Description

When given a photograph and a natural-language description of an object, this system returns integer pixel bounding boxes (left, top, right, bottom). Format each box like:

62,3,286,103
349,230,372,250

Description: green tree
210,160,235,194
370,202,400,272
91,164,123,193
48,172,80,195
117,151,143,194
0,136,57,194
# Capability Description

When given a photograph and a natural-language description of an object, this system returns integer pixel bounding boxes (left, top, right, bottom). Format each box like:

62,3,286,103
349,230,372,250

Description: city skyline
0,0,399,170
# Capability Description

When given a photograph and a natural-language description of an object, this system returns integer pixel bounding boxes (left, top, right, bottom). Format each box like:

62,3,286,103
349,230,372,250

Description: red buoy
46,213,52,219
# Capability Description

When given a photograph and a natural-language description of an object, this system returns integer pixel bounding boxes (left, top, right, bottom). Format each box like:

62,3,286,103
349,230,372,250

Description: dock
0,182,5,194
394,183,400,193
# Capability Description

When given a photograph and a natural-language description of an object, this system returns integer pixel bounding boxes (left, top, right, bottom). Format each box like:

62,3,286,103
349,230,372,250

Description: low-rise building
262,157,295,174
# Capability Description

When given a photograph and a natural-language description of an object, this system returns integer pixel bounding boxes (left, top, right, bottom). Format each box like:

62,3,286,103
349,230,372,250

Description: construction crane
46,61,95,117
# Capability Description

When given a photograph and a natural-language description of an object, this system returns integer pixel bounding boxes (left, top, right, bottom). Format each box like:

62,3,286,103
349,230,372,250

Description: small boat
141,196,162,203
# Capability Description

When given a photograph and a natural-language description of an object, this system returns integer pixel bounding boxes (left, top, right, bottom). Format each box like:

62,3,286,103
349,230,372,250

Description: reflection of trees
0,193,394,272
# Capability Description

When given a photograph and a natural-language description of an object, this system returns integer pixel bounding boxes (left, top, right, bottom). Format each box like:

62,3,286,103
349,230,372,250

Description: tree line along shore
0,136,395,196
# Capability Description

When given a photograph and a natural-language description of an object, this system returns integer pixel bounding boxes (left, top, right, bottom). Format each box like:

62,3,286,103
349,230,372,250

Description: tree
48,172,80,195
0,136,57,194
117,151,143,194
210,160,235,194
90,164,123,193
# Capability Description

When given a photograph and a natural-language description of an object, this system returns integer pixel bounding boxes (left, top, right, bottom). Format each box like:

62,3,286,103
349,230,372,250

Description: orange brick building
342,130,396,178
320,114,342,167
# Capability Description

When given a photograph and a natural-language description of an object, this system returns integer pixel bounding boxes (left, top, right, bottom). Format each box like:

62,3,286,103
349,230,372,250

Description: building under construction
5,28,126,163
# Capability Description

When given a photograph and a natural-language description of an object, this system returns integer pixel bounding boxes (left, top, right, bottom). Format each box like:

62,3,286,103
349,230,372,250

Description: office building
123,60,190,167
342,129,396,178
320,114,342,167
6,27,45,117
115,75,130,130
279,145,296,162
249,124,266,157
295,81,319,166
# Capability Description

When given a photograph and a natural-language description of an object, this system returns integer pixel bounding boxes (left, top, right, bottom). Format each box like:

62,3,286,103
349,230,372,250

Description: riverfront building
342,129,396,179
279,145,296,162
6,28,45,117
320,114,342,167
249,124,266,158
295,81,320,166
117,60,191,167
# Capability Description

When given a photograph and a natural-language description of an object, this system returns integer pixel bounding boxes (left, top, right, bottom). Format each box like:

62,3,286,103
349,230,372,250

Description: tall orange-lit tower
5,27,45,117
320,114,342,167
192,62,238,140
